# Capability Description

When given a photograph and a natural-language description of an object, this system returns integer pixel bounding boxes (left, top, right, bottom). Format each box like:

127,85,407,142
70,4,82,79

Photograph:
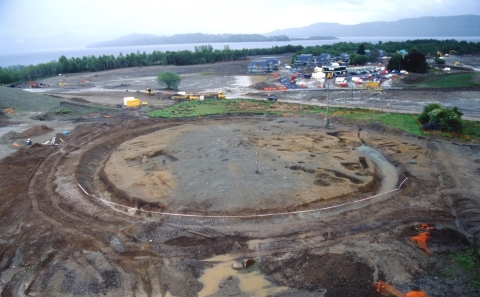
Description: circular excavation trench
15,114,439,297
74,115,399,219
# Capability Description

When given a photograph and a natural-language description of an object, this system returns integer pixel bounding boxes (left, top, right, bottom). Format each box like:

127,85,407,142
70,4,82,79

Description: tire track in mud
428,140,480,243
22,121,183,296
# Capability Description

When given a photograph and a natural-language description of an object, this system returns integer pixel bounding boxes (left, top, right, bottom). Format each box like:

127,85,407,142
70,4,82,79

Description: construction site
1,54,480,296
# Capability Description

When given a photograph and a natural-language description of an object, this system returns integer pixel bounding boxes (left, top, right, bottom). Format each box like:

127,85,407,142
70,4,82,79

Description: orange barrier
374,281,405,297
419,223,434,232
406,292,428,297
374,281,429,297
410,232,431,256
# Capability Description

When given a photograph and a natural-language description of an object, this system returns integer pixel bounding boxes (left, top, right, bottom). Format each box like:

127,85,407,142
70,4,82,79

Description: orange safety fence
374,281,429,297
410,232,431,256
263,87,288,91
374,280,405,297
406,292,428,297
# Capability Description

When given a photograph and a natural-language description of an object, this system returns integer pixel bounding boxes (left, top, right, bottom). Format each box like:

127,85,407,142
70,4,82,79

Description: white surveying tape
73,175,408,218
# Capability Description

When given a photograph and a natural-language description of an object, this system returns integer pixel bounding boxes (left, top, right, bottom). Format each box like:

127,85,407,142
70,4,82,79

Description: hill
265,15,480,38
86,33,291,48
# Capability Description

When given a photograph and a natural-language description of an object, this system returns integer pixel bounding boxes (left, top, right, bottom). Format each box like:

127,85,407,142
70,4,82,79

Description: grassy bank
148,99,480,140
395,72,480,88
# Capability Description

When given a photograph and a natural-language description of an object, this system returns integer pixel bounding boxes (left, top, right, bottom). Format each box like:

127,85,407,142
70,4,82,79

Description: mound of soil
14,125,53,139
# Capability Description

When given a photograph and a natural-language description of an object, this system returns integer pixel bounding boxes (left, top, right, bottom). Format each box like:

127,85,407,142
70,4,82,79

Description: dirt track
1,58,480,296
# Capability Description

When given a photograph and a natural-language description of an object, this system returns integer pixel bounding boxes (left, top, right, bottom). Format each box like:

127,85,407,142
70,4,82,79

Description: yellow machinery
145,88,156,96
201,92,226,99
124,98,141,107
171,92,199,101
436,51,444,57
366,81,380,90
454,61,463,66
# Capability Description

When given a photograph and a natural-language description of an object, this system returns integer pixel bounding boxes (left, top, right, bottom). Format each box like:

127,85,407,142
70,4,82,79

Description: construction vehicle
171,92,199,101
145,88,156,96
366,81,380,90
29,81,44,88
454,61,463,66
436,51,444,57
201,92,226,99
123,97,141,107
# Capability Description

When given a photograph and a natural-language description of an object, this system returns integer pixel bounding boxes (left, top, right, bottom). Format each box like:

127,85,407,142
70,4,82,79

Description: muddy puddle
357,144,399,193
234,75,269,87
198,254,287,297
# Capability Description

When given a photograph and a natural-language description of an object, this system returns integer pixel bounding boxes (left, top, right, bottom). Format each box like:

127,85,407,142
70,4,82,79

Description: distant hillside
86,33,294,48
265,15,480,38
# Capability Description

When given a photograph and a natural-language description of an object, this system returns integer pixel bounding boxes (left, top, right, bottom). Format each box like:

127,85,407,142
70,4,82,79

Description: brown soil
1,58,480,296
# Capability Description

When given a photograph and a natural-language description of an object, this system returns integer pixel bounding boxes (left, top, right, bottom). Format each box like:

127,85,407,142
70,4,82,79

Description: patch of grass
148,99,480,140
463,120,480,139
449,248,480,292
334,109,424,136
54,108,74,114
425,73,479,88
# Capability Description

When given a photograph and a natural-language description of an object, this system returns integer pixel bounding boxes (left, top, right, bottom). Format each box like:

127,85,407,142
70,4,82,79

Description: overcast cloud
1,0,479,39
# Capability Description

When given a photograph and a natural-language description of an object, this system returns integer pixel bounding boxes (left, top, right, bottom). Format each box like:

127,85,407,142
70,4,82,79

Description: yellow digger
145,88,156,96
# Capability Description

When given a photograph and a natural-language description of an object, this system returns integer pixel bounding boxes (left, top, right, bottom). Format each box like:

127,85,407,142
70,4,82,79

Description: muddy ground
1,57,480,296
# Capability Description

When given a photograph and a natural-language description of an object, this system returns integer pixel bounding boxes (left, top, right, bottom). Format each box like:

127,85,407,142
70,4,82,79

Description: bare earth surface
1,56,480,296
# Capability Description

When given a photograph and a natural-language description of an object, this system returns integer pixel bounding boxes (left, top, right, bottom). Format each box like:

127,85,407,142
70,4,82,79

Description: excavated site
1,114,480,297
1,57,480,296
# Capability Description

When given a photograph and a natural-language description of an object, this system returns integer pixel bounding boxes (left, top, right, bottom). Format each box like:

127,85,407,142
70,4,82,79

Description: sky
1,0,479,40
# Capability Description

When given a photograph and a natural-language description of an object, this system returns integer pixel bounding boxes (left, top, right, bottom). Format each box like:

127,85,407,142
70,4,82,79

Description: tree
434,57,446,64
357,44,366,55
350,54,369,65
157,71,181,90
387,53,403,71
403,48,428,73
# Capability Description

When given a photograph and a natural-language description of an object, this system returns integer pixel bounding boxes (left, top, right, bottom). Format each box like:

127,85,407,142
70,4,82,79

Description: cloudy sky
1,0,479,39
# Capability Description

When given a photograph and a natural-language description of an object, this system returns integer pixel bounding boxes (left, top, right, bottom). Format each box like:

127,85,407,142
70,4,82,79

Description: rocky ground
1,56,480,296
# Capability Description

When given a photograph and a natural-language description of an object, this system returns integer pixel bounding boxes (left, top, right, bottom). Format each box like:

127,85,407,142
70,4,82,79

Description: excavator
145,88,156,96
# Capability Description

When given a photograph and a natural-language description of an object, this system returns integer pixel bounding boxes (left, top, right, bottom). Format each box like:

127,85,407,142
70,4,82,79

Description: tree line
1,39,479,85
0,44,303,85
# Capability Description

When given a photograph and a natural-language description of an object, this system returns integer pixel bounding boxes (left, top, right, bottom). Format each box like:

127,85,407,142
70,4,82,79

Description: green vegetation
157,71,182,90
443,248,480,292
147,100,480,141
337,109,424,136
462,119,480,139
435,57,446,64
54,108,74,114
394,72,480,89
417,103,463,133
425,73,479,88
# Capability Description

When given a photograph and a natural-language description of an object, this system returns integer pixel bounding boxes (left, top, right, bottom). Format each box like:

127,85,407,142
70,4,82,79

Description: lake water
1,36,480,68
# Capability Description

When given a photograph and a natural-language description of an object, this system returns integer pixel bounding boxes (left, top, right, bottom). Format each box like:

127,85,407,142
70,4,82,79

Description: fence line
73,175,407,219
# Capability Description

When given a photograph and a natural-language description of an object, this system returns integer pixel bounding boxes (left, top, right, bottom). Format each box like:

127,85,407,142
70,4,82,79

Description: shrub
418,103,463,133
